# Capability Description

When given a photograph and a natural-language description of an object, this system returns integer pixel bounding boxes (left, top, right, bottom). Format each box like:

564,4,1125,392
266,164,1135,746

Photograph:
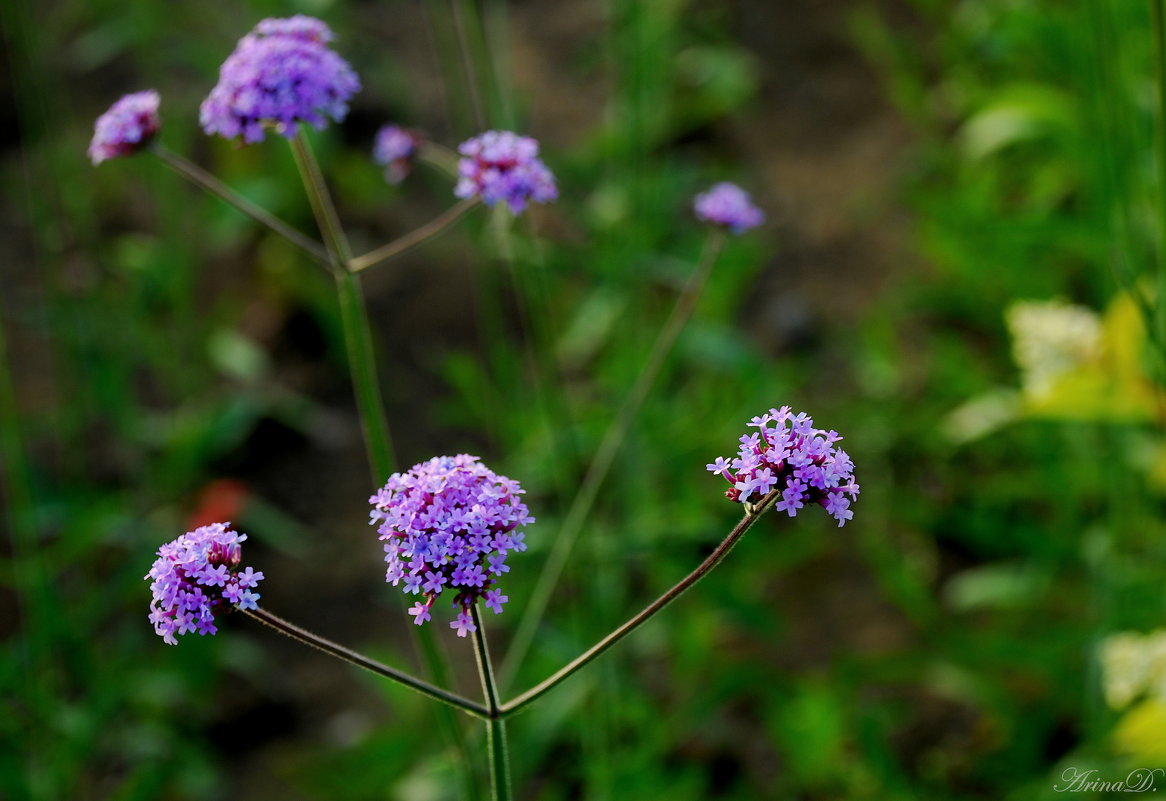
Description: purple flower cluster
455,130,557,214
200,15,360,143
373,124,422,185
145,522,264,645
693,182,764,234
370,455,532,636
89,90,161,165
707,407,859,526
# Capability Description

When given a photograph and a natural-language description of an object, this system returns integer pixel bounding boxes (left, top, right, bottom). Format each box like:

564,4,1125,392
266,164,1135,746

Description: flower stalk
290,128,485,796
501,489,776,716
243,607,490,718
471,605,512,801
350,197,479,273
151,144,330,266
289,128,397,483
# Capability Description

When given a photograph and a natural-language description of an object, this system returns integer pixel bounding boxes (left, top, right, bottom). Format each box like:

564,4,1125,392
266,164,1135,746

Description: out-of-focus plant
81,11,860,801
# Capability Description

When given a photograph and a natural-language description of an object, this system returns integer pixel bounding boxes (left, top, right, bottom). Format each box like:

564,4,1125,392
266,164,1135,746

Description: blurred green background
5,0,1166,798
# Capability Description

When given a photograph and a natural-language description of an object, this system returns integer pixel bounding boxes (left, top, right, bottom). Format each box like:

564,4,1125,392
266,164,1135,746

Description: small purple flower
451,609,477,638
89,90,161,165
454,130,557,214
373,124,422,185
484,590,508,614
371,454,533,627
706,456,733,481
708,407,859,526
200,15,360,143
693,182,764,234
409,600,433,626
145,522,264,645
422,570,447,595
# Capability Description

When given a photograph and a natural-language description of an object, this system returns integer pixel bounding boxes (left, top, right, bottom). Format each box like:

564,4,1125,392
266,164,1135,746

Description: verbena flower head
89,90,161,165
454,130,557,214
145,522,264,645
200,15,360,143
693,182,764,234
707,407,859,526
369,454,532,636
373,124,422,185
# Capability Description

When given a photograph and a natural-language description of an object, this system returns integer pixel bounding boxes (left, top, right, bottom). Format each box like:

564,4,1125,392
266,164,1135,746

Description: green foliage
7,0,1166,799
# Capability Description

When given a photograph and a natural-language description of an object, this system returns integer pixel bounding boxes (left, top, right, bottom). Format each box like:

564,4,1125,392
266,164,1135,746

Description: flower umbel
693,182,764,234
373,124,422,185
200,15,360,143
370,455,533,635
89,90,161,165
146,522,264,645
707,407,859,526
454,130,557,214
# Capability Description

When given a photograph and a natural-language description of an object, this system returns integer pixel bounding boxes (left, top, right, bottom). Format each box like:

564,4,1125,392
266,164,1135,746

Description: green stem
450,0,488,130
501,490,775,716
243,607,489,718
486,718,512,801
472,606,512,800
288,128,476,795
471,605,502,714
501,230,727,686
288,129,354,268
151,144,329,267
288,129,397,483
350,197,479,273
414,625,484,801
419,142,461,179
334,269,398,482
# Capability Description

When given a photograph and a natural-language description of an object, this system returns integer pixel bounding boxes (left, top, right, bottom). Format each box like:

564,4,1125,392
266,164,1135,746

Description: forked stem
501,489,776,716
150,144,329,266
288,129,398,483
289,128,481,796
242,607,489,718
350,197,479,273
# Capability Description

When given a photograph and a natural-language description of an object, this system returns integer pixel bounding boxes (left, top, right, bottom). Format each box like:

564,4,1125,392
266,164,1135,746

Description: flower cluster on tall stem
145,523,264,644
99,12,877,801
707,407,859,525
693,182,764,233
455,130,557,214
89,90,160,165
370,455,532,635
200,15,360,142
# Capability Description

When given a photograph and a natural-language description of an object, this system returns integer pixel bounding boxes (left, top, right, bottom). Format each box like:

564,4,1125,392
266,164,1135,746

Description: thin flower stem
150,144,330,267
288,129,397,482
288,127,477,794
242,607,490,719
349,197,479,273
334,269,398,482
288,128,354,268
501,490,776,717
450,0,487,130
419,141,460,179
471,605,502,714
472,606,512,800
501,230,728,686
486,718,513,801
